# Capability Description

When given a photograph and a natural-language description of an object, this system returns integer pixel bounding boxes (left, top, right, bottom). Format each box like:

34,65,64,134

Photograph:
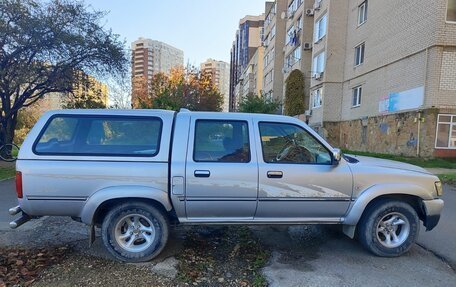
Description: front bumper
422,199,444,231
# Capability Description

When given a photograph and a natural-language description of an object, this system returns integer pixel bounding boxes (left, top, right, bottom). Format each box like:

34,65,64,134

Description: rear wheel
0,143,19,162
357,200,419,257
101,202,169,262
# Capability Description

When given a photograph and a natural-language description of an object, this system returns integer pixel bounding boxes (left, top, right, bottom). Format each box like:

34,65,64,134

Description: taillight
16,171,23,199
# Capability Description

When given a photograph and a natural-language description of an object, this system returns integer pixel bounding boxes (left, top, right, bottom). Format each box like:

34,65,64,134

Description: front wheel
101,202,169,262
357,200,419,257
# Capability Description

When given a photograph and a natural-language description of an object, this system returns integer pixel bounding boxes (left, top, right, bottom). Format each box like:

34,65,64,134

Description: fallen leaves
0,246,69,286
176,226,270,286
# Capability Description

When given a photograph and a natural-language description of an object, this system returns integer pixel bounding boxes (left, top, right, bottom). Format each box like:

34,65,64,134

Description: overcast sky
84,0,266,66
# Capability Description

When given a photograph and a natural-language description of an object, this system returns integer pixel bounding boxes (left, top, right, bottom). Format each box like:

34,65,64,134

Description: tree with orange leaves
136,66,223,111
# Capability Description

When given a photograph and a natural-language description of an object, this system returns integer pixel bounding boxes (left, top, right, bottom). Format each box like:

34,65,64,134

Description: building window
448,0,456,22
287,26,296,45
312,88,322,108
352,86,362,107
314,14,327,43
297,16,303,31
264,70,273,85
293,46,302,62
312,52,325,76
358,1,368,25
288,0,298,16
355,42,365,66
435,114,456,149
269,47,275,64
271,25,276,38
285,54,292,69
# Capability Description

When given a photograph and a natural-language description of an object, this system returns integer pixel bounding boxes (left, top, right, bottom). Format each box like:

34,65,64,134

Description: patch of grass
342,150,456,169
0,167,15,180
438,173,456,184
252,273,268,287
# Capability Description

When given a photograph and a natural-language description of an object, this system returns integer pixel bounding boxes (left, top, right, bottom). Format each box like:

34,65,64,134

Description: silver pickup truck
9,109,443,262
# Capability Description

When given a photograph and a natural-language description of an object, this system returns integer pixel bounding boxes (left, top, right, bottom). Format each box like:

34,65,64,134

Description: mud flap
88,225,96,247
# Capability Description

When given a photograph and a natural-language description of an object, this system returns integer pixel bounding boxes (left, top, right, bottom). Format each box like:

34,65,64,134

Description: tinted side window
34,116,162,157
193,120,250,163
259,122,331,164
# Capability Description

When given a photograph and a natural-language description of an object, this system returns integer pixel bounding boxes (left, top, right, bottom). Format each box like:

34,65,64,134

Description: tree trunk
0,112,17,146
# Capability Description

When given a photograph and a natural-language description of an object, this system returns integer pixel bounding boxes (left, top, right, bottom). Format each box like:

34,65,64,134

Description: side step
9,213,31,229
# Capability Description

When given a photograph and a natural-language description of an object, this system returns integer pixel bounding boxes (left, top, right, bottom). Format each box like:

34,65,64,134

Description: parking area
1,179,455,286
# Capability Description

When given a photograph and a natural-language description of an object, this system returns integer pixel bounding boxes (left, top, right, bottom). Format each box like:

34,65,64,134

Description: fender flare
79,185,172,224
343,183,433,226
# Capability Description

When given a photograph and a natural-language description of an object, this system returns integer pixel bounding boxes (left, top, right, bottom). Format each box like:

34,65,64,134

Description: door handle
194,170,211,178
267,171,283,178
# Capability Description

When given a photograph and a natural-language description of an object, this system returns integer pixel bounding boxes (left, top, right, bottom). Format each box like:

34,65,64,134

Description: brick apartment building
305,0,456,158
229,0,456,158
200,59,231,111
236,46,265,103
131,38,184,108
262,1,287,105
229,15,265,111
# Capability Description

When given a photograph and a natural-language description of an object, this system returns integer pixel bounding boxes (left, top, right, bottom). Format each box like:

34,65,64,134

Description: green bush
284,69,305,116
238,93,280,114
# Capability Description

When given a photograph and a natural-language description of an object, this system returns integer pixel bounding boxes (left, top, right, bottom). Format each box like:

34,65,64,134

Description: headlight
435,181,443,196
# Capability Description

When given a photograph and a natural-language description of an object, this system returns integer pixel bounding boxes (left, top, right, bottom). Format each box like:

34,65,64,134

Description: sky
83,0,266,66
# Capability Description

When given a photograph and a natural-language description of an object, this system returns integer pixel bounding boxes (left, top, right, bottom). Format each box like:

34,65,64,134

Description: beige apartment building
235,46,265,105
131,38,184,107
305,0,456,158
200,59,230,111
262,1,287,105
229,15,265,110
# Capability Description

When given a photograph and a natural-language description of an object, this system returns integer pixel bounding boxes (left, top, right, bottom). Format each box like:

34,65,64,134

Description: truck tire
101,202,169,262
357,199,419,257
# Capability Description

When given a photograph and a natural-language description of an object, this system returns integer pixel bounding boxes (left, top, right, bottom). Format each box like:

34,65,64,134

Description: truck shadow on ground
1,217,455,287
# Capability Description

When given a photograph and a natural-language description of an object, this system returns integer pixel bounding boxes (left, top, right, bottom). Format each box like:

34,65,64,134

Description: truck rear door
183,114,258,221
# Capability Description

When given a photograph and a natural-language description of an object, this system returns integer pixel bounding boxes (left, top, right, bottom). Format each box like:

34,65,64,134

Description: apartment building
229,15,265,111
303,0,456,158
131,37,184,107
30,71,108,112
200,59,230,111
235,47,265,105
71,71,109,107
262,0,287,105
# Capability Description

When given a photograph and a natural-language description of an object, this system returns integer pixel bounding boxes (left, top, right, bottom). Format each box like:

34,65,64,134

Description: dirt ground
1,216,455,287
1,217,270,287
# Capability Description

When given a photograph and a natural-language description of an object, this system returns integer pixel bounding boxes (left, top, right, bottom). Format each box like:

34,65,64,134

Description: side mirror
332,148,341,164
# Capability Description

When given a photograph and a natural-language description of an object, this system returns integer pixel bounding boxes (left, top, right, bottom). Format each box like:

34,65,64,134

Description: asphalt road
0,179,17,230
1,178,455,286
417,184,456,268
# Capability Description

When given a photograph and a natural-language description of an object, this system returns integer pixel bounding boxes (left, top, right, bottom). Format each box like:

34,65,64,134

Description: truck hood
344,154,431,175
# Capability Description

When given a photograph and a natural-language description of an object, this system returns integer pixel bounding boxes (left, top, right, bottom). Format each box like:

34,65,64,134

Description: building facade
304,0,456,158
235,46,265,106
262,0,287,106
229,15,265,111
200,59,230,111
131,38,184,107
282,0,315,112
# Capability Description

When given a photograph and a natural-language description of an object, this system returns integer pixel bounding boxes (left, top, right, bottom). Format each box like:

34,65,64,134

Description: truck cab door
184,117,258,221
254,120,353,221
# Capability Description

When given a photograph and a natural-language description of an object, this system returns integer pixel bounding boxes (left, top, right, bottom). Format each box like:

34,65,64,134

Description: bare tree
108,76,132,109
0,0,128,146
